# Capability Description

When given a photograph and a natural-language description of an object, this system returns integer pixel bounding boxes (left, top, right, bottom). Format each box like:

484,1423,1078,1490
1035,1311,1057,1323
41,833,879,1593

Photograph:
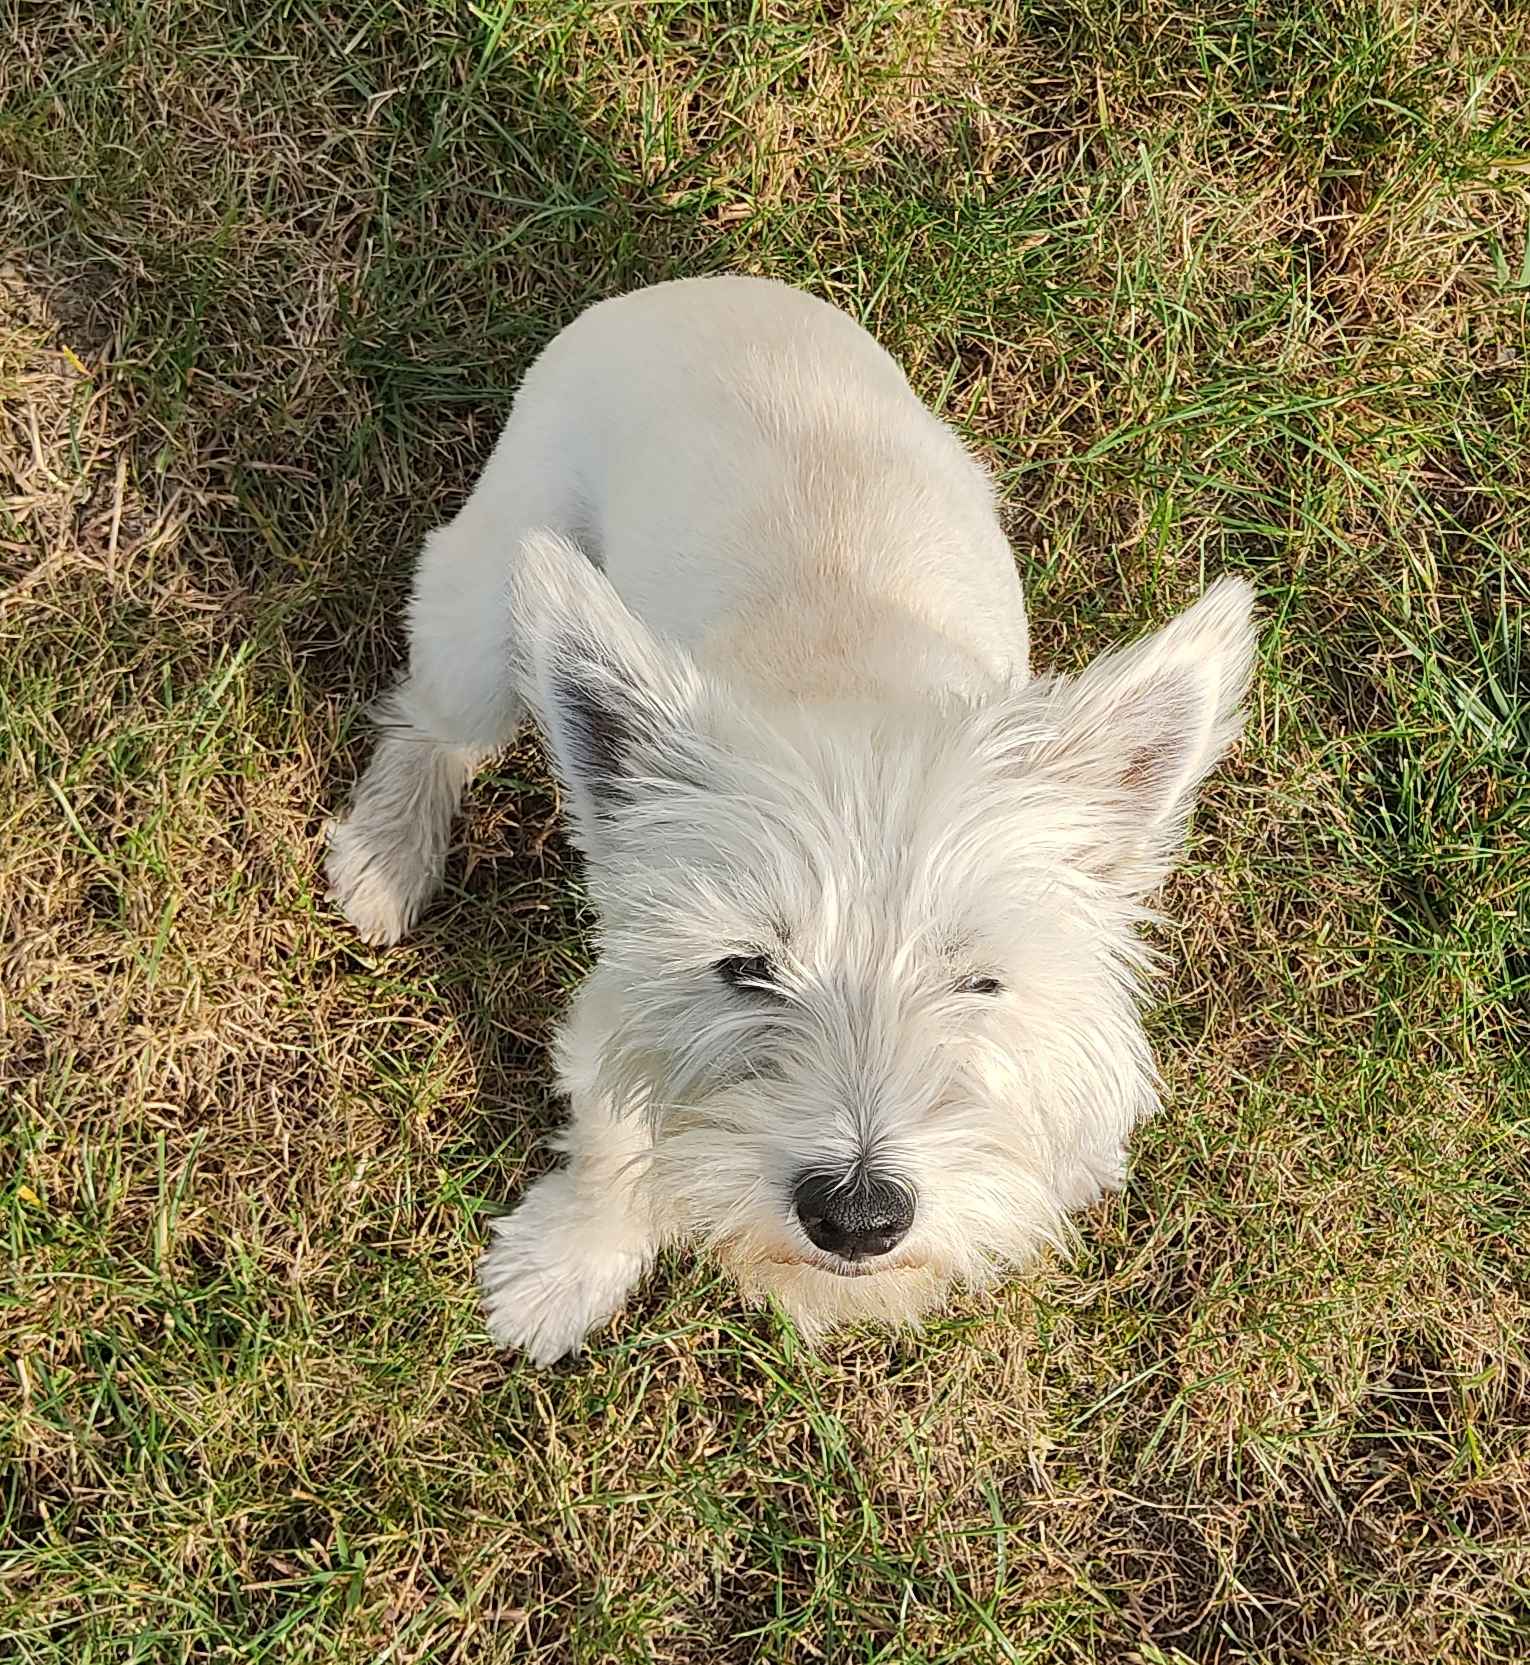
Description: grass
2,0,1527,1659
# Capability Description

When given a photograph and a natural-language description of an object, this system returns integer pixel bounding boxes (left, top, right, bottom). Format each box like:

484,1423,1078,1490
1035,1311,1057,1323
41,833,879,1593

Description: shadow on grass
31,51,754,1158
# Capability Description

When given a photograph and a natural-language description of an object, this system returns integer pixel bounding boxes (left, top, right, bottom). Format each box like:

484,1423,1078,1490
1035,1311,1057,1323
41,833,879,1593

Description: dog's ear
1031,577,1257,894
510,530,705,844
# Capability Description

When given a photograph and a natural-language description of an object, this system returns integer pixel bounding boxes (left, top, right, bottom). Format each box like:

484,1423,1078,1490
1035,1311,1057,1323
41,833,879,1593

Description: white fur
325,276,1256,1362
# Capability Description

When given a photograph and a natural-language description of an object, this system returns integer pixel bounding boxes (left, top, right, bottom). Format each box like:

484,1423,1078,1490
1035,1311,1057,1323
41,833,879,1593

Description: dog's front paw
476,1172,649,1366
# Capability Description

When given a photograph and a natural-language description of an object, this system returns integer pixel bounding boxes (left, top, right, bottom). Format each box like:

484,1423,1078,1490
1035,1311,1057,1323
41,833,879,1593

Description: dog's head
513,532,1256,1334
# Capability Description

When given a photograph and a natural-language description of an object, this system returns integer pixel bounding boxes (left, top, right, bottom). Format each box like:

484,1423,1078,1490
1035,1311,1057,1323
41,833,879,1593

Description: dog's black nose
793,1171,914,1260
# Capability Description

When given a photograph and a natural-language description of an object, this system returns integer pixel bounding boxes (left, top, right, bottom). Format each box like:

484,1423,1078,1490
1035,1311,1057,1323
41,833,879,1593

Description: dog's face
514,534,1255,1333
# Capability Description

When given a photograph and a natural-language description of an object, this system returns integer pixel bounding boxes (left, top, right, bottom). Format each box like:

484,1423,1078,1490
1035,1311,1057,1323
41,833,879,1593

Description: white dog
326,276,1255,1365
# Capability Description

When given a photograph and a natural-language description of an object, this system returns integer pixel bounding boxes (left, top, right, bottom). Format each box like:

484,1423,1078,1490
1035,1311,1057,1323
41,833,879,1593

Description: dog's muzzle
792,1170,914,1263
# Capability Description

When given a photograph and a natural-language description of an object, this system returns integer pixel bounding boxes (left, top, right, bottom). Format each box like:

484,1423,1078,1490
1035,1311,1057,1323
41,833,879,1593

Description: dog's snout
793,1171,914,1260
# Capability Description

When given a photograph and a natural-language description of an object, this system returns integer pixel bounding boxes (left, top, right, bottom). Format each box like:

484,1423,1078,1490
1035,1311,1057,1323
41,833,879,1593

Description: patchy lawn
2,2,1527,1660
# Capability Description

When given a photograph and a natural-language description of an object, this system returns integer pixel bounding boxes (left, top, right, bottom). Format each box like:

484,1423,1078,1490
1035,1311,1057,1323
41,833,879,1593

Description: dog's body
327,276,1255,1364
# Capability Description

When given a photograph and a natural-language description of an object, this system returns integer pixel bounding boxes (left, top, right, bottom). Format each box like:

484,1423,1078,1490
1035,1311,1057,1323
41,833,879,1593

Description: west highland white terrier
326,276,1256,1365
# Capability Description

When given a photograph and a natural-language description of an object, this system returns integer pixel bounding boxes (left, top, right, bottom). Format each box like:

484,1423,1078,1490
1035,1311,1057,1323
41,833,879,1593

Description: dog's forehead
657,737,973,868
600,694,1098,966
621,785,1069,967
704,698,998,828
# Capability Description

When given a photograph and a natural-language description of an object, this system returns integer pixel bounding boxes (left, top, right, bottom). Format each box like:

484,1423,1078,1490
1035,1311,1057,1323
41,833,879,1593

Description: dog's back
480,276,1030,700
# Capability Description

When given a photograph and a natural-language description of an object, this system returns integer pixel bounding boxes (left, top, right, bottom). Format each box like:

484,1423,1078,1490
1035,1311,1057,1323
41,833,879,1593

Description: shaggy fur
326,276,1256,1365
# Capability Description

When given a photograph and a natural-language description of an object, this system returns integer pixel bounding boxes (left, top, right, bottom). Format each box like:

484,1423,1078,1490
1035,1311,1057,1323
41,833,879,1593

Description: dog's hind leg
325,499,531,946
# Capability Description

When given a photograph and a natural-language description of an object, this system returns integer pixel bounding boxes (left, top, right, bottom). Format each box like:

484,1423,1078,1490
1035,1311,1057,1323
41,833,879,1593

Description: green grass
2,1,1528,1659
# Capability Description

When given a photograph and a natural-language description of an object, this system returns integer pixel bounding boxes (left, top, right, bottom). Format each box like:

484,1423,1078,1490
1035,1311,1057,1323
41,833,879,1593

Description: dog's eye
955,973,1004,996
714,954,783,996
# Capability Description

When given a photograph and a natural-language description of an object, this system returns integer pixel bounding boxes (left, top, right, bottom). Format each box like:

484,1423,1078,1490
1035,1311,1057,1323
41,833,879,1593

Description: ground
2,3,1527,1661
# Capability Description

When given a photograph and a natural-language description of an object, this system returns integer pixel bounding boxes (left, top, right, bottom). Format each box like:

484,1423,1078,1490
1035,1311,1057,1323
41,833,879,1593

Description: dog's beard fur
565,690,1164,1335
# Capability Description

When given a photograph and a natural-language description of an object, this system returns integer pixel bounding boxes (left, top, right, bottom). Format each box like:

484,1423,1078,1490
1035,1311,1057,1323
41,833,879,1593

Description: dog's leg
326,508,527,945
477,983,658,1364
476,1106,655,1366
322,704,481,947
